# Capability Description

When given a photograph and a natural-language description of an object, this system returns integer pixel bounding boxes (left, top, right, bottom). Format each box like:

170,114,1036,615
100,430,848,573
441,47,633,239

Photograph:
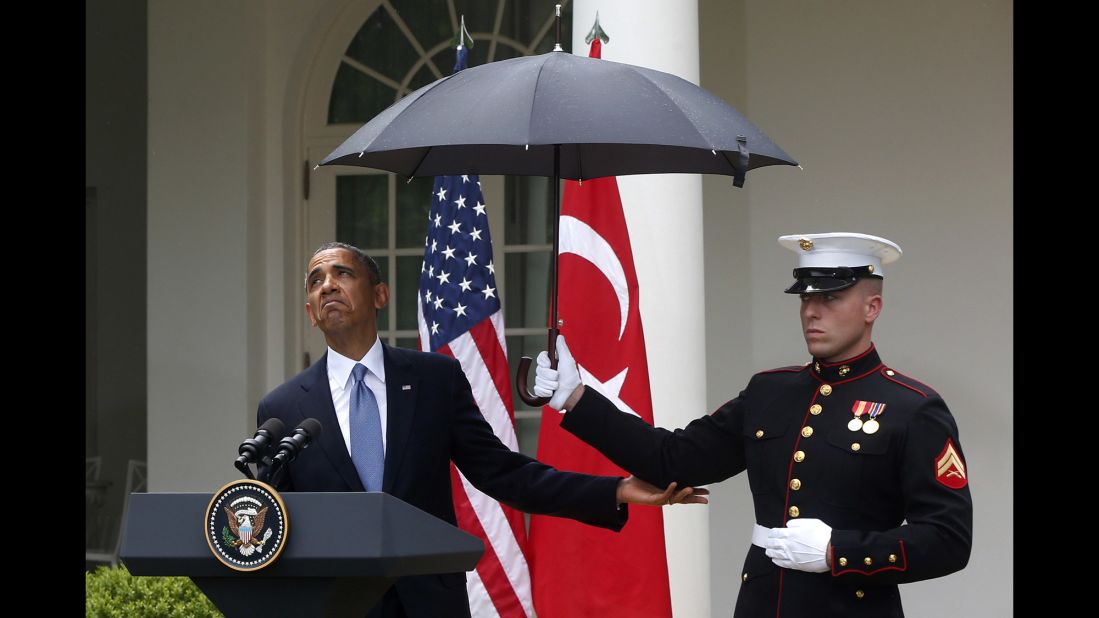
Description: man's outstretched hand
616,475,710,506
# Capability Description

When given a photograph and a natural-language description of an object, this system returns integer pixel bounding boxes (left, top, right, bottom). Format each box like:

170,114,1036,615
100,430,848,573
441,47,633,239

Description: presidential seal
204,479,288,571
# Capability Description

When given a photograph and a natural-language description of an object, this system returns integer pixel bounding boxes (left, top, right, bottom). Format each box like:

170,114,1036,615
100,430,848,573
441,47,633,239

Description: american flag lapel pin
402,384,412,390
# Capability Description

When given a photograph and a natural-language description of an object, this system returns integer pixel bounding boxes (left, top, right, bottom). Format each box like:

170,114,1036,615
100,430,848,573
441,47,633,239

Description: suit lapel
382,344,419,493
298,353,365,491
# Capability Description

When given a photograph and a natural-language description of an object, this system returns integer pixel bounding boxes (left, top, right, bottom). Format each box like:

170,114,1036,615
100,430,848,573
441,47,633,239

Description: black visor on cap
784,266,880,294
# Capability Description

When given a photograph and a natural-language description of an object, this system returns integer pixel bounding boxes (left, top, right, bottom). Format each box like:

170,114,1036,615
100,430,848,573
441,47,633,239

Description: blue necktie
350,364,384,491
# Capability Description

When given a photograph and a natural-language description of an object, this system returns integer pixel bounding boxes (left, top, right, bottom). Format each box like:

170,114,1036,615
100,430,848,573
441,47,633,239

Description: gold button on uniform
788,506,800,518
888,554,897,563
820,384,832,396
742,572,748,582
838,557,848,567
790,478,802,490
755,429,764,439
864,557,872,565
801,426,814,438
809,404,822,415
851,443,861,452
793,450,806,462
855,590,865,599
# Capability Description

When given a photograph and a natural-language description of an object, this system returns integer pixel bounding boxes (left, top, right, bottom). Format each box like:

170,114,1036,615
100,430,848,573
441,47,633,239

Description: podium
119,492,484,618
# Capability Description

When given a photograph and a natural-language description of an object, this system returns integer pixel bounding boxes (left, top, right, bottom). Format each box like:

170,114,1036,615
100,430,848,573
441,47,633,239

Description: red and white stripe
418,305,534,618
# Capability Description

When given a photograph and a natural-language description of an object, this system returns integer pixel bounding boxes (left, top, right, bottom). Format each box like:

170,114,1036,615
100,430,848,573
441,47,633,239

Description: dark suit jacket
257,343,626,617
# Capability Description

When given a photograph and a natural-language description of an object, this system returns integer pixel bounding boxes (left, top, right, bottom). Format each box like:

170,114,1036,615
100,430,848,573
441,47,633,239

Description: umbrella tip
312,164,320,170
797,164,804,170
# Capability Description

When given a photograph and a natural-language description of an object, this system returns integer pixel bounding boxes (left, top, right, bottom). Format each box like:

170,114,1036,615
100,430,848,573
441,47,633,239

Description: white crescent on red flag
528,38,673,618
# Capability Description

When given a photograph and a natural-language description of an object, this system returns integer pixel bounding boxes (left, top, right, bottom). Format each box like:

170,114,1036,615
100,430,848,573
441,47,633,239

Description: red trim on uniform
775,387,821,618
830,541,909,576
819,344,876,367
808,358,883,382
835,364,883,386
776,570,784,618
881,369,929,397
781,392,820,528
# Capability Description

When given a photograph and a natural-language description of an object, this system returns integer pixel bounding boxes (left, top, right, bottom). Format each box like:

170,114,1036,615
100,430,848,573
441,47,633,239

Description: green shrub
85,564,223,618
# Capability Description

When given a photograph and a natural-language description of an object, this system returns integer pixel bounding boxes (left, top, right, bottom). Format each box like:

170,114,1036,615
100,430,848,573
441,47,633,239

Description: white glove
764,518,832,573
532,335,582,411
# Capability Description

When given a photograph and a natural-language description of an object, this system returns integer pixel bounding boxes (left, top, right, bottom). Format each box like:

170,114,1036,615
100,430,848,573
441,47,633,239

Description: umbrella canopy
321,46,798,404
320,50,797,184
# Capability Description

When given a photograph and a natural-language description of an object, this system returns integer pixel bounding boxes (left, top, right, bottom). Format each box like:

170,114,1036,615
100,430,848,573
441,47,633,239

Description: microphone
234,418,287,479
266,418,323,488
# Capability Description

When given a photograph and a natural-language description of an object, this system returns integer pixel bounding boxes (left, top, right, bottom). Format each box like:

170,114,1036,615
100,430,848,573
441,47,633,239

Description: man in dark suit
534,233,973,617
258,242,706,618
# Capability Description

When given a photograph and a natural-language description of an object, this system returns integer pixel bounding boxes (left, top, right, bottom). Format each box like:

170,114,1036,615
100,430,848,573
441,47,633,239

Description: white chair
86,459,147,568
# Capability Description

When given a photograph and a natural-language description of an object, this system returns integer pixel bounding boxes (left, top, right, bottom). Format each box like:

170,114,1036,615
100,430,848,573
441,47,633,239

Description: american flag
415,46,534,618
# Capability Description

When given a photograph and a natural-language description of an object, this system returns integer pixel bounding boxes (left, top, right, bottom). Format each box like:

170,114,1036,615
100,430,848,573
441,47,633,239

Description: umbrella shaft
549,144,561,362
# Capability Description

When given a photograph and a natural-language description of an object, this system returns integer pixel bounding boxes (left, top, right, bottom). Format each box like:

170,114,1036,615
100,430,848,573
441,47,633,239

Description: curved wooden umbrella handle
515,328,559,407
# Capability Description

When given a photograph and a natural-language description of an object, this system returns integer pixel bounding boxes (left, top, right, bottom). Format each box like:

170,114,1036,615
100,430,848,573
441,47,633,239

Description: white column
572,3,709,617
148,0,260,491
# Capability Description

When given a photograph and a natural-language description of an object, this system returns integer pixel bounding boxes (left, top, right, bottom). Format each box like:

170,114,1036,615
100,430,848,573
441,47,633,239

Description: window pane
407,63,438,93
492,42,523,62
507,334,553,412
504,251,549,329
504,176,554,245
464,36,491,69
395,337,421,351
395,255,425,330
451,0,499,35
345,6,422,83
328,62,397,125
396,176,436,247
374,255,389,332
392,0,452,51
515,414,540,458
336,175,388,250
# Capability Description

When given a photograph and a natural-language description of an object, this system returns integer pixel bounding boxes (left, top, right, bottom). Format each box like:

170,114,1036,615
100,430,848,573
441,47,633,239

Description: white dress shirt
325,337,388,456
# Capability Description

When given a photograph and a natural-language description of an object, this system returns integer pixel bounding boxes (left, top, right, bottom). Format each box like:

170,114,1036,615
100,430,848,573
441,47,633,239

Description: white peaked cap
778,232,902,277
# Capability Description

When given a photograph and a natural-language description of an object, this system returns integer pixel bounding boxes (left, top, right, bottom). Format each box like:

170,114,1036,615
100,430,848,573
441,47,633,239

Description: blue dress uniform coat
561,345,971,617
257,343,627,618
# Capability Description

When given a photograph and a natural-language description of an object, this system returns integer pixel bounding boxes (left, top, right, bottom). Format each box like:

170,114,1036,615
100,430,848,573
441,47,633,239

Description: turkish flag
527,39,673,618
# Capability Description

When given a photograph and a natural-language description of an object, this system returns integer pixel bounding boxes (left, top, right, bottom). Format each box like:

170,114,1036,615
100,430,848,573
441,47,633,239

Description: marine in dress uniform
534,233,973,617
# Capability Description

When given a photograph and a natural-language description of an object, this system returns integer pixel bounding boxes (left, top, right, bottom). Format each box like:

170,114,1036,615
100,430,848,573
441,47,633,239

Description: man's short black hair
306,241,382,290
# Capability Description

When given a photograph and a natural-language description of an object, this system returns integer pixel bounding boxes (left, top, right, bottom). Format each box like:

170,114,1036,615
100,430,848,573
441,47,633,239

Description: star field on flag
420,174,498,353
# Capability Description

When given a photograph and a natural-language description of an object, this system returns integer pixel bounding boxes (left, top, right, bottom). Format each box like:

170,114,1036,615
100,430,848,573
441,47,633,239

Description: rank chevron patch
934,438,968,489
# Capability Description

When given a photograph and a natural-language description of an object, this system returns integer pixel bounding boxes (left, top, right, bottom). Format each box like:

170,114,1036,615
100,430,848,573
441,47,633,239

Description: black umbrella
321,37,797,405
